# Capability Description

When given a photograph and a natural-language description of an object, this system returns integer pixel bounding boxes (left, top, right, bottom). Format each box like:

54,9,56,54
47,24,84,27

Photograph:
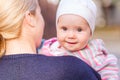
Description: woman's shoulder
0,54,100,80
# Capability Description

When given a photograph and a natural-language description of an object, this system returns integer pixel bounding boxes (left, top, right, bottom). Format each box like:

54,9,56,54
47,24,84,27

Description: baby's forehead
58,14,89,24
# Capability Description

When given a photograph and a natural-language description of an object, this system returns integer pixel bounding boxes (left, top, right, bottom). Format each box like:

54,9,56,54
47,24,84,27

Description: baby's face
57,14,91,52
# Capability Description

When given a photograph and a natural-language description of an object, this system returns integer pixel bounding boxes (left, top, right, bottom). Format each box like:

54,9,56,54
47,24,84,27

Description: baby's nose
67,31,76,38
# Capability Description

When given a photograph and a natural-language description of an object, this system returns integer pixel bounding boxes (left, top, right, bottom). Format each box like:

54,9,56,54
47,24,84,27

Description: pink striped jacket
39,38,119,80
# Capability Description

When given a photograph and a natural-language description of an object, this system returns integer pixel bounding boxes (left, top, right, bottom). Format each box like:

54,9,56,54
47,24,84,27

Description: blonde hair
0,0,37,57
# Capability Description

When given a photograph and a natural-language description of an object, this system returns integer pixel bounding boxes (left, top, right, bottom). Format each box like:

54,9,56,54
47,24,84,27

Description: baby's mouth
66,41,77,44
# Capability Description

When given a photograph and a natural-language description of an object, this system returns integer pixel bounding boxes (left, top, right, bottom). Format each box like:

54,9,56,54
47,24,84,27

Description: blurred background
39,0,120,70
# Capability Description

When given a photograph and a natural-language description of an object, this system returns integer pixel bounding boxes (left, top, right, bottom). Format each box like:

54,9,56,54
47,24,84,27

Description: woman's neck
5,38,36,55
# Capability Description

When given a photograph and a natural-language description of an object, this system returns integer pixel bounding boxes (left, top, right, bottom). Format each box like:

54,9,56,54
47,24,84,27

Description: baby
39,0,119,80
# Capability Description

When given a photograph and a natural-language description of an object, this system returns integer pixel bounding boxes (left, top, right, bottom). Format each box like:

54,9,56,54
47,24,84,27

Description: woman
0,0,101,80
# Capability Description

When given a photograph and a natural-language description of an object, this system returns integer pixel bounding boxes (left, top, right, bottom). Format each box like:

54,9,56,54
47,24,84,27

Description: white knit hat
56,0,97,34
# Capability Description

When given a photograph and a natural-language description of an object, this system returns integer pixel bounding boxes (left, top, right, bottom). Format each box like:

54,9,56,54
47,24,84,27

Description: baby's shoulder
44,37,58,46
86,39,108,55
88,39,105,47
88,39,105,50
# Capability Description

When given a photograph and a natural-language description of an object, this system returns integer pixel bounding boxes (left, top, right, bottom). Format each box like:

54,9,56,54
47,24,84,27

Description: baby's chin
64,47,82,52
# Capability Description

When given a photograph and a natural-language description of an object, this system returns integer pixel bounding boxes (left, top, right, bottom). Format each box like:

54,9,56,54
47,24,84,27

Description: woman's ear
24,11,35,27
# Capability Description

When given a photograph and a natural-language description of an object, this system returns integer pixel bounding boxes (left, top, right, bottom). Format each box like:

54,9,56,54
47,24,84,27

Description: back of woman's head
0,0,38,57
